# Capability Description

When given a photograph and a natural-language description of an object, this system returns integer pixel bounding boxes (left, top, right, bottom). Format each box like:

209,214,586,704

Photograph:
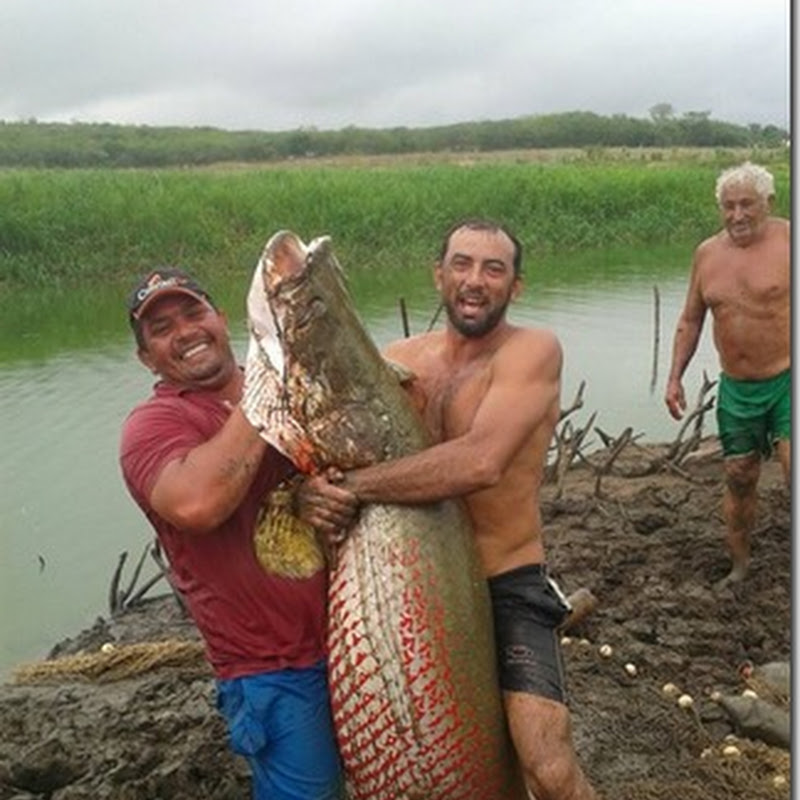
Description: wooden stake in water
649,284,660,395
399,298,410,338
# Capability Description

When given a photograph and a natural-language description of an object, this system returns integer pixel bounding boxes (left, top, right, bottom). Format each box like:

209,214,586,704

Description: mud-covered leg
716,453,761,588
776,438,791,487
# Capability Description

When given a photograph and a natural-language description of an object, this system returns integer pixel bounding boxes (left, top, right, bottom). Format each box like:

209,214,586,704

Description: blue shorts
216,660,343,800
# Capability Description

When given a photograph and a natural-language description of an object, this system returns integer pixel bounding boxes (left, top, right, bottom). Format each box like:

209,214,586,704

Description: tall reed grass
0,154,790,289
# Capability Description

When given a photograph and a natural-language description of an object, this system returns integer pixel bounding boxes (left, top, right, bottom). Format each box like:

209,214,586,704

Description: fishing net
564,646,791,799
12,639,208,685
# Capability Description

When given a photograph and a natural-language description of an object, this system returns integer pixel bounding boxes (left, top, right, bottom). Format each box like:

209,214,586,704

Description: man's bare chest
420,362,492,442
701,254,789,311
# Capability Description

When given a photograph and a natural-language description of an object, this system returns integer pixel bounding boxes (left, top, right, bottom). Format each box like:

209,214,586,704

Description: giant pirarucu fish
243,231,525,800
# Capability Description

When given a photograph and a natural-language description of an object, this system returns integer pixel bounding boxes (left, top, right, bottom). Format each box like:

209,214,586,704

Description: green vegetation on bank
0,149,790,291
0,112,788,169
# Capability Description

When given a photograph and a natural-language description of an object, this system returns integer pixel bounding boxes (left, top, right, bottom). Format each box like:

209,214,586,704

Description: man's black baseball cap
127,268,214,328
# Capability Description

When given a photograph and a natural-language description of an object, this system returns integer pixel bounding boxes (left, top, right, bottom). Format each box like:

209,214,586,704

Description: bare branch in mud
118,542,150,608
665,372,717,466
150,540,189,615
545,381,591,486
124,568,167,609
661,459,693,480
593,427,643,497
542,374,714,493
107,539,185,616
595,427,614,449
549,411,597,497
108,552,127,615
559,381,586,422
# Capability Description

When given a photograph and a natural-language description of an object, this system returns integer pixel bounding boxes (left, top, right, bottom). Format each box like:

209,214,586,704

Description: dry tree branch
117,541,151,609
593,427,643,497
123,569,167,610
560,380,586,422
108,538,186,616
551,411,597,497
545,380,590,485
149,539,189,615
108,552,128,615
665,371,717,466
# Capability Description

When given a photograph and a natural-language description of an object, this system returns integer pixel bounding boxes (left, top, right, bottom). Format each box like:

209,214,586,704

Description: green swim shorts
716,369,791,458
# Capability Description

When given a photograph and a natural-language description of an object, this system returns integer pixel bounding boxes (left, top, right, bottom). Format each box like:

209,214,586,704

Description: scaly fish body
245,231,524,799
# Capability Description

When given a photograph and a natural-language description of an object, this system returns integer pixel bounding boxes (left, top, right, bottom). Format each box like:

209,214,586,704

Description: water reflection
0,245,720,677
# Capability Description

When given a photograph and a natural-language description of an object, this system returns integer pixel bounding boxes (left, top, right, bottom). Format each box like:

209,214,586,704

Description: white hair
715,162,775,205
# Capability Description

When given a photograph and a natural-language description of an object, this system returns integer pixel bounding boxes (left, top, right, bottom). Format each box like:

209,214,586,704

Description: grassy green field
0,148,790,289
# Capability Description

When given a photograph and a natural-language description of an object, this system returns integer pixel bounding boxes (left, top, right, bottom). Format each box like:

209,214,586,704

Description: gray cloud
0,0,789,131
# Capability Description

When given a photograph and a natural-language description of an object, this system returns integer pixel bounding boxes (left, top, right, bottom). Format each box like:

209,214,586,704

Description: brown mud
0,442,790,799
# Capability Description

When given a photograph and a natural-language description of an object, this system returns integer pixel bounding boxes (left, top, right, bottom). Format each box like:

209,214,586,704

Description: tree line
0,109,788,169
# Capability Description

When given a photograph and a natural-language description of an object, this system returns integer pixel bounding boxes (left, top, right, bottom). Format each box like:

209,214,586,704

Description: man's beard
444,296,510,338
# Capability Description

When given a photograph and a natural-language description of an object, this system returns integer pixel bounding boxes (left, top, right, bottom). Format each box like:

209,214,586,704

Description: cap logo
135,274,189,305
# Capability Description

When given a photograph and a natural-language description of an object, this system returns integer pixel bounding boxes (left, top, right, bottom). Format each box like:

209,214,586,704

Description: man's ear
137,347,155,373
433,261,443,293
510,276,523,302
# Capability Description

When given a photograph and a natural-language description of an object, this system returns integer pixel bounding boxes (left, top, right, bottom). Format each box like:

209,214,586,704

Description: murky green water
0,244,721,677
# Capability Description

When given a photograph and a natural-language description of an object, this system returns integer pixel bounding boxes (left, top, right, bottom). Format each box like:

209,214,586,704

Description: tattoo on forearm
220,455,257,482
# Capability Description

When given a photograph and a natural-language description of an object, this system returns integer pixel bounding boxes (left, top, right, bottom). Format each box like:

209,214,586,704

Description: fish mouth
267,267,309,299
263,230,310,293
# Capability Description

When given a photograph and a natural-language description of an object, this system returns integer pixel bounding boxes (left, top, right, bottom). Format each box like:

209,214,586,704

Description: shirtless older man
337,219,597,800
665,162,790,588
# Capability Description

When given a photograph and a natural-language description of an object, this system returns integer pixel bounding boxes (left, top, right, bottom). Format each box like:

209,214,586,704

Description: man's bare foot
714,563,748,591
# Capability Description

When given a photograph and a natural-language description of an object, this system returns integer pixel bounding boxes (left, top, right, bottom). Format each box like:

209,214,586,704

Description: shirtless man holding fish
329,219,598,800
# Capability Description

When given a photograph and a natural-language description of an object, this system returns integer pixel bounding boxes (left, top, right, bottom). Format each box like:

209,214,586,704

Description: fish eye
294,297,327,329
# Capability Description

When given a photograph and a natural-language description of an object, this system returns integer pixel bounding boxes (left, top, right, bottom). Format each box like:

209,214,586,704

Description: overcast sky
0,0,790,133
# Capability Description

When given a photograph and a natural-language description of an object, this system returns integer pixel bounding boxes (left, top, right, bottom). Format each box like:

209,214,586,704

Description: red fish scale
328,533,509,799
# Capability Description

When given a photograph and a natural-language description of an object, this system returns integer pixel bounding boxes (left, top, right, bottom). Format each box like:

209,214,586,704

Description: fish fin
253,486,325,578
383,357,417,386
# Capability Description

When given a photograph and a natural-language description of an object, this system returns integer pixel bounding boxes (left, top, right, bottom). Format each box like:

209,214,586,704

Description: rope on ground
12,639,208,685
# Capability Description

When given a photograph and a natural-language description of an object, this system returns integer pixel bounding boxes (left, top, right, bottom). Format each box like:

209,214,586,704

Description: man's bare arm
344,330,562,504
149,407,271,532
665,252,708,419
150,409,358,535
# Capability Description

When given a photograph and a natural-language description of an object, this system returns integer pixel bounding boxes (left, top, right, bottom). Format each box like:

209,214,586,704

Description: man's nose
173,313,198,338
731,203,747,219
463,264,486,286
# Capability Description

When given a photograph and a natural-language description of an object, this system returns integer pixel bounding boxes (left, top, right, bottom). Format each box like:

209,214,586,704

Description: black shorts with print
488,563,571,704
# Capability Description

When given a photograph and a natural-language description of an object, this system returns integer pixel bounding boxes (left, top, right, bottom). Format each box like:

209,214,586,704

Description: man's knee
724,456,760,496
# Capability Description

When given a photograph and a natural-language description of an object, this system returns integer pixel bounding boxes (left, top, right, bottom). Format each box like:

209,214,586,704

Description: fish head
247,230,342,370
248,231,368,468
248,230,425,471
258,231,347,375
